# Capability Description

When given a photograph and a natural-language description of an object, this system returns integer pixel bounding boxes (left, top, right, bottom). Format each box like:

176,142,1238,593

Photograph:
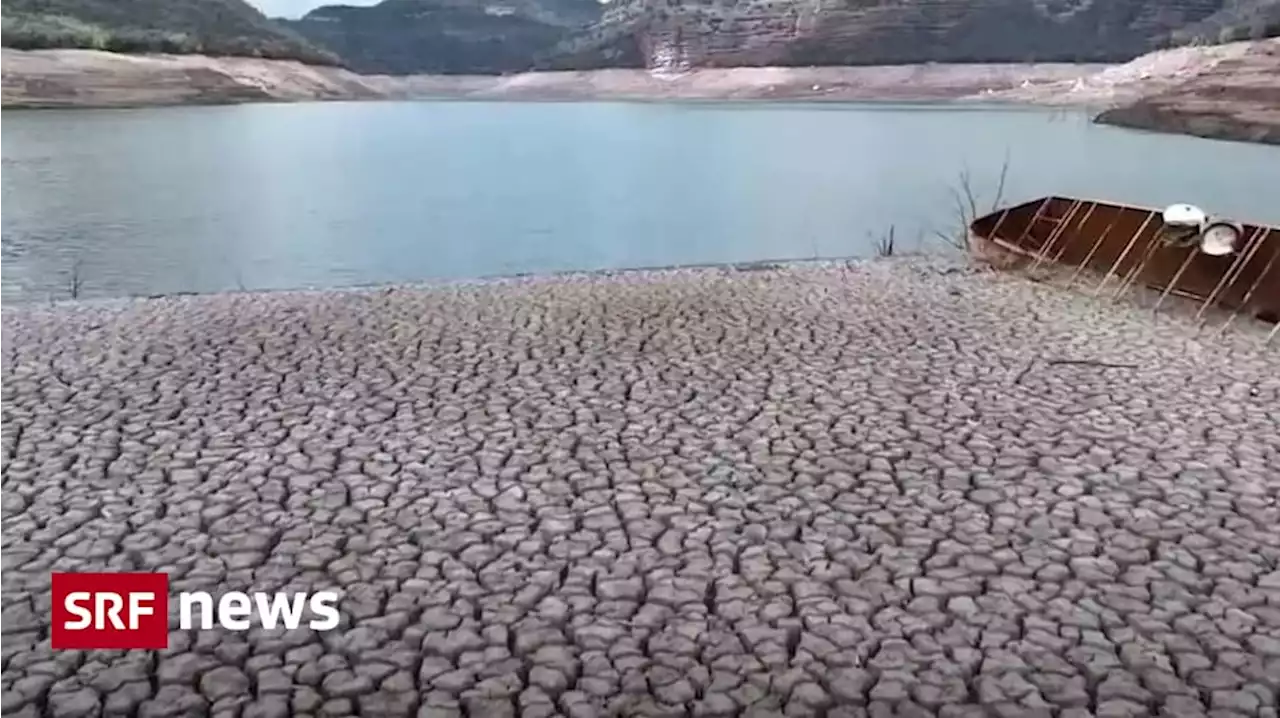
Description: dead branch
68,258,83,300
871,225,897,257
930,153,1014,255
1045,359,1139,369
990,150,1010,213
1014,356,1139,385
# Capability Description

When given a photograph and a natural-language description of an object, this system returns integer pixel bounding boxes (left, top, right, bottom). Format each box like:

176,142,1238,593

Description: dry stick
1112,236,1165,301
934,190,971,251
959,168,980,221
1267,321,1280,345
1012,359,1037,385
1196,226,1267,322
1045,359,1139,369
943,155,1012,253
1067,211,1126,288
986,151,1011,214
1028,200,1083,274
69,259,84,300
1194,227,1268,323
1031,200,1082,269
1092,211,1156,297
1219,237,1280,333
1115,218,1206,302
986,209,1012,242
1152,248,1200,314
1011,198,1052,248
1049,202,1099,265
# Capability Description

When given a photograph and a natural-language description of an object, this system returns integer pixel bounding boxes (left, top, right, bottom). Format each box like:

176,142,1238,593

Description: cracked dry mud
3,258,1279,718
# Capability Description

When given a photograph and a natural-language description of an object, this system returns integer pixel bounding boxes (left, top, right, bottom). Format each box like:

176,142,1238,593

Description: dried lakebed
2,258,1279,718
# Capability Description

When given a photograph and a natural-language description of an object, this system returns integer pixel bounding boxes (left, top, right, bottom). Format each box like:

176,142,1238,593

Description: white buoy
1162,203,1207,227
1199,221,1242,256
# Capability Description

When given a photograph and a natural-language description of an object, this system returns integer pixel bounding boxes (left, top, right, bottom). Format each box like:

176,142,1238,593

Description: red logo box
51,573,170,650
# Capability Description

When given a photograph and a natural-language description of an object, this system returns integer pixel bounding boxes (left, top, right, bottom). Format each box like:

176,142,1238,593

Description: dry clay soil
2,259,1280,718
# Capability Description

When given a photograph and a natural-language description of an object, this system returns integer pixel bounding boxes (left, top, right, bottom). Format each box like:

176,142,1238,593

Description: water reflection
4,101,1279,302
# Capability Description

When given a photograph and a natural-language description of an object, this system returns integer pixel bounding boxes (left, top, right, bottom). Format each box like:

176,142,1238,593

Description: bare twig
875,226,896,257
1012,359,1037,385
958,168,978,221
68,258,84,300
990,149,1010,212
930,153,1012,254
1045,359,1139,369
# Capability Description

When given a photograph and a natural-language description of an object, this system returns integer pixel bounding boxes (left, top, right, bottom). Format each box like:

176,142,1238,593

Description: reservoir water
4,100,1280,302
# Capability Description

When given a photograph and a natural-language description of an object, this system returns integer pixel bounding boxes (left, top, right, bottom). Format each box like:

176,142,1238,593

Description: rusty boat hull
969,196,1280,327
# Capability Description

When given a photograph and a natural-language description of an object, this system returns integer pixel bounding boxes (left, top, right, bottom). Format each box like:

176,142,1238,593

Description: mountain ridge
537,0,1280,72
279,0,604,74
2,0,1278,75
0,0,340,64
277,0,1280,75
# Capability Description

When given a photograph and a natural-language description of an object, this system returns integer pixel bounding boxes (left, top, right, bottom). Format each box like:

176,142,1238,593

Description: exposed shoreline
3,40,1279,145
1093,40,1280,145
4,255,880,308
0,49,1104,108
398,65,1106,104
5,256,1278,715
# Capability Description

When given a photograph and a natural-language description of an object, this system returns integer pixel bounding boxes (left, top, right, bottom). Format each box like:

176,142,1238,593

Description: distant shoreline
390,64,1110,105
3,41,1278,145
0,49,1105,109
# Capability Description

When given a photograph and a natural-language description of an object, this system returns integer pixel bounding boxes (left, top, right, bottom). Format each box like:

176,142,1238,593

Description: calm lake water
4,101,1280,302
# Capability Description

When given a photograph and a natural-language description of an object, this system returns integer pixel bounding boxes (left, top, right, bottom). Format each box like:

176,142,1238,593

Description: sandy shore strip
399,64,1105,103
3,257,1278,716
1,48,1107,108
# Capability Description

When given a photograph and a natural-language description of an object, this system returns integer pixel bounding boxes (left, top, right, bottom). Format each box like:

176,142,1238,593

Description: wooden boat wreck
970,196,1280,337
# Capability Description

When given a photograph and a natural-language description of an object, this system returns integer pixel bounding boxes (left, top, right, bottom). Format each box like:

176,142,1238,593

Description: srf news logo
51,573,340,650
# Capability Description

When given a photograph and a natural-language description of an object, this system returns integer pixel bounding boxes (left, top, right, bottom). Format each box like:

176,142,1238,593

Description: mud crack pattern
3,259,1279,718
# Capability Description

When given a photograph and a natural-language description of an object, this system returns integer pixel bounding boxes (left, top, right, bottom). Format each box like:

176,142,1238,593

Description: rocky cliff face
540,0,1280,71
279,0,1280,75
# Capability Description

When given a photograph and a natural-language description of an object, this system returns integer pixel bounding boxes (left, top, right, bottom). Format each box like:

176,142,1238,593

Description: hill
537,0,1280,72
0,0,340,64
2,0,1277,78
281,0,603,74
278,0,1280,75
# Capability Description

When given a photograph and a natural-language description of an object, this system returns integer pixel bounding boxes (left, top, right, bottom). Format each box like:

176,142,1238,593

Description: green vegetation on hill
0,0,341,64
